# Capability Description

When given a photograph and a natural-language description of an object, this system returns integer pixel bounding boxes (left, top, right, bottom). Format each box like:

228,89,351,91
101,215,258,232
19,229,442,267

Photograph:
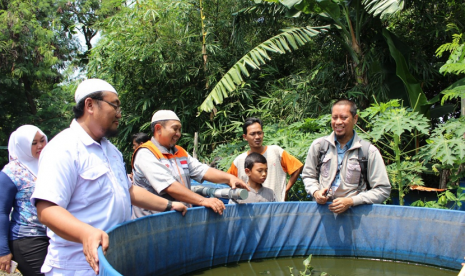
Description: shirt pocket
345,160,361,184
320,156,331,179
79,164,113,204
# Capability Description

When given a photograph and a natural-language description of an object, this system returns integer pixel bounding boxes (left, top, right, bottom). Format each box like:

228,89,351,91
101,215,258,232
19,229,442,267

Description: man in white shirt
131,110,249,218
31,79,187,276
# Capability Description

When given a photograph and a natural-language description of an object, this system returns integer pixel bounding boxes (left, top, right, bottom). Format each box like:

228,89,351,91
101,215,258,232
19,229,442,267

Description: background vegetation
1,0,464,206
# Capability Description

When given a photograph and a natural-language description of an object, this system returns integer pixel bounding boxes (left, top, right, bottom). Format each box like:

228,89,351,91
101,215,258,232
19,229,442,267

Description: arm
302,139,324,198
186,154,248,190
280,150,304,201
202,168,249,190
226,162,238,176
164,181,226,215
0,172,16,272
134,150,225,214
36,200,107,275
129,185,186,215
284,167,302,201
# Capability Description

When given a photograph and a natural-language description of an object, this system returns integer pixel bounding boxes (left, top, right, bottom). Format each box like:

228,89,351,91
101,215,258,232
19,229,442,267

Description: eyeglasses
96,99,122,114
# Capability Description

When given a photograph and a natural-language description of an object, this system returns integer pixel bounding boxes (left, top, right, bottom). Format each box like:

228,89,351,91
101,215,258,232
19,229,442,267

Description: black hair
132,132,150,144
244,152,267,170
243,117,263,135
73,91,104,119
150,120,168,135
331,99,357,117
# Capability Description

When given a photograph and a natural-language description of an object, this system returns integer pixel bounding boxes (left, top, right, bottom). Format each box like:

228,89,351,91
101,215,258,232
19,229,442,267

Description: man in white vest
227,117,303,202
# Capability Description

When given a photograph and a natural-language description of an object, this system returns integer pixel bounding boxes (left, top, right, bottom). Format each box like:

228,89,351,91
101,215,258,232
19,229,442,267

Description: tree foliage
0,0,80,165
87,0,261,162
199,0,411,113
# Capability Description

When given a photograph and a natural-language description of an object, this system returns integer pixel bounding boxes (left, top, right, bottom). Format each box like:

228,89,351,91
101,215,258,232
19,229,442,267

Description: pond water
184,256,458,276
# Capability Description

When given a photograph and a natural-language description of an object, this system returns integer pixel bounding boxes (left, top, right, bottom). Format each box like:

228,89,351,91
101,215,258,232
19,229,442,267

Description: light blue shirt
328,131,355,195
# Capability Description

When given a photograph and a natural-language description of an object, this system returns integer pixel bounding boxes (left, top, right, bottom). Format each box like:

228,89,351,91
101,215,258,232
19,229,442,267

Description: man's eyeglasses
96,99,122,114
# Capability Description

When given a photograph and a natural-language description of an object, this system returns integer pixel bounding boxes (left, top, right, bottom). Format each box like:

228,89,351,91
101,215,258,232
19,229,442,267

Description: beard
335,133,345,140
105,128,119,138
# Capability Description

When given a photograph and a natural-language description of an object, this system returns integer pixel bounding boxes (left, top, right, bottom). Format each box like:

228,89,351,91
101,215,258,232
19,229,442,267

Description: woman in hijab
0,125,48,276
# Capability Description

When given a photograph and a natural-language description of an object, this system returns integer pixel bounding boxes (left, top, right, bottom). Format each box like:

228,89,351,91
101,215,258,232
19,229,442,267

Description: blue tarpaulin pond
98,202,465,276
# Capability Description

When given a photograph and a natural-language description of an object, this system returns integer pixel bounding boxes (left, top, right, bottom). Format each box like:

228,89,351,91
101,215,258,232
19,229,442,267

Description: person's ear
154,124,163,133
242,133,247,140
84,98,96,115
354,114,359,124
245,168,251,176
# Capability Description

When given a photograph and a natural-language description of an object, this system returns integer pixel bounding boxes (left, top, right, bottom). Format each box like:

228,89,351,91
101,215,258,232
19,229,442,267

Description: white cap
151,110,180,123
75,79,117,103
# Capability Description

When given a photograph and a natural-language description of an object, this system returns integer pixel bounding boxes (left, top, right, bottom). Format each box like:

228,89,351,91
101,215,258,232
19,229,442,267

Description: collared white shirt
132,137,209,218
31,120,132,271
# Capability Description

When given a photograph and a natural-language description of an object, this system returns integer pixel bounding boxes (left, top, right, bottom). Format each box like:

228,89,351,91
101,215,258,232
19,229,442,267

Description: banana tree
198,0,431,114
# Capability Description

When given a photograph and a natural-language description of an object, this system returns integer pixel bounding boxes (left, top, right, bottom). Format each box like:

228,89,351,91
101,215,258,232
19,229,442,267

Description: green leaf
362,0,404,19
417,117,465,165
303,254,312,267
446,190,457,201
199,26,329,113
370,108,429,141
382,29,428,114
278,0,302,9
295,0,323,14
315,0,340,19
440,77,465,105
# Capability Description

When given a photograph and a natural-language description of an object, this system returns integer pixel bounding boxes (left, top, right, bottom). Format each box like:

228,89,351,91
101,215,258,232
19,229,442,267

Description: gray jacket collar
325,131,362,151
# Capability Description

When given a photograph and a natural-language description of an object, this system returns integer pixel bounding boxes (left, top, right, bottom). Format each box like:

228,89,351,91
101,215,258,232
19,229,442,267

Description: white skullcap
75,79,117,103
151,110,180,123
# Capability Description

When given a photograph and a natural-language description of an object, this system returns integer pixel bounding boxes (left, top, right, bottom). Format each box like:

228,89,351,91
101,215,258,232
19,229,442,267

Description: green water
185,256,458,276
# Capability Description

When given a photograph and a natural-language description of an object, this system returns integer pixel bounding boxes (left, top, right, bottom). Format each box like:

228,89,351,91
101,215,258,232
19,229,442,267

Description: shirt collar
334,130,355,150
151,137,178,155
70,119,108,147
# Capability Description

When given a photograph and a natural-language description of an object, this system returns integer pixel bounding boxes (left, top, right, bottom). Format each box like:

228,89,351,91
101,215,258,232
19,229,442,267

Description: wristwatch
165,200,172,212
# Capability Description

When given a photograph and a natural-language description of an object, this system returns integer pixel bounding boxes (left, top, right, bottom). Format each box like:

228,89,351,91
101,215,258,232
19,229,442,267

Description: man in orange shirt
227,118,303,201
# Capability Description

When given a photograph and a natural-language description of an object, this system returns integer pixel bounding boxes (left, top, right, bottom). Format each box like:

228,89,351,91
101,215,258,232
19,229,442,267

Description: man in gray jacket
302,99,391,214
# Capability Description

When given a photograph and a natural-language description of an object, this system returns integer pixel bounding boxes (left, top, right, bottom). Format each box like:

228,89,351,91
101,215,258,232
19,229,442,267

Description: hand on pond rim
171,201,187,215
313,189,329,205
328,197,353,214
82,227,109,275
200,197,225,215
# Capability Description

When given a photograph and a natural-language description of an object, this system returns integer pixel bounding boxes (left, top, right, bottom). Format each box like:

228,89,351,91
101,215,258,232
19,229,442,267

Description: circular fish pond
98,203,465,276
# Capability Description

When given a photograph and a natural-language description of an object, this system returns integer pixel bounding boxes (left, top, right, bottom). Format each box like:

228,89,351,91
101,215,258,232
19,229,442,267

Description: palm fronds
199,25,329,113
362,0,404,19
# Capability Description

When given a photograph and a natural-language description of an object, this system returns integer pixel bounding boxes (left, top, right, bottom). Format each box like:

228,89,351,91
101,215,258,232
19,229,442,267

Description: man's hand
328,197,353,214
228,175,250,191
171,202,187,215
313,189,329,205
199,197,226,215
0,253,12,272
81,227,109,275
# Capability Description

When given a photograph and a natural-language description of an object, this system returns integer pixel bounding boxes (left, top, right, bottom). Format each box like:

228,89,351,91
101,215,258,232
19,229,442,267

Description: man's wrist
165,200,172,211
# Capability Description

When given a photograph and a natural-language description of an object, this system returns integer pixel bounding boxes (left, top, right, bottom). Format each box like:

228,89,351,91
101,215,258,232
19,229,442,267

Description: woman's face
31,131,47,159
